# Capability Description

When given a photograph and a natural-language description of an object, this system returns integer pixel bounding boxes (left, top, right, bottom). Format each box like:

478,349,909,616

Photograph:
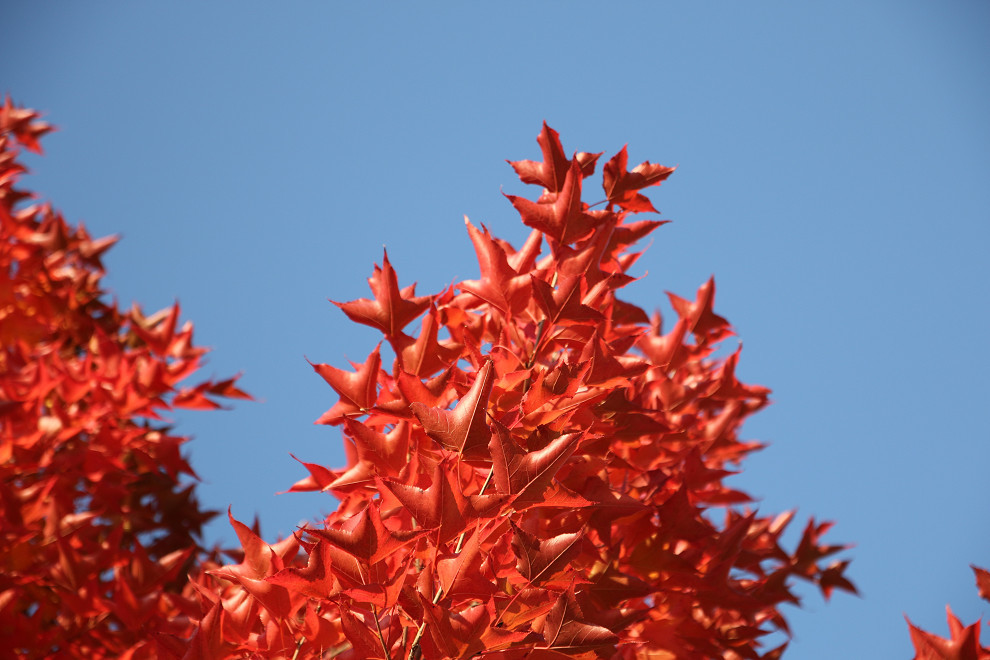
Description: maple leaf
505,227,544,274
435,523,498,600
311,345,381,424
585,563,652,609
791,517,850,579
494,588,560,631
602,145,675,213
507,159,600,246
266,539,337,599
310,500,427,565
346,419,411,477
229,575,292,621
507,121,600,193
183,601,229,659
510,522,584,587
508,122,571,192
578,331,649,387
379,461,505,543
220,507,281,579
421,596,530,659
668,277,732,341
283,453,336,492
459,218,533,316
604,218,667,271
410,360,495,460
173,375,251,410
541,590,619,652
490,423,583,509
333,249,431,337
906,607,989,660
392,305,461,377
343,555,411,609
339,603,391,660
636,313,688,370
819,559,858,601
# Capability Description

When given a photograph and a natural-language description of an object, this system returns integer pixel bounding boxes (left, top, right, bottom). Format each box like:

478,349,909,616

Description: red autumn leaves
905,566,990,660
0,100,249,657
264,120,859,659
0,103,895,659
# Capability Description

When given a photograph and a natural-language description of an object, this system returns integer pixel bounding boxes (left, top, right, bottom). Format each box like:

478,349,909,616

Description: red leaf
339,603,390,660
602,145,675,213
490,423,582,509
232,575,292,621
311,345,381,424
333,249,431,337
510,522,584,586
283,453,336,493
266,539,336,599
542,590,619,652
819,559,858,601
436,524,496,599
379,461,505,543
636,313,688,370
410,360,494,460
973,565,990,603
392,305,461,377
310,501,427,565
668,277,732,340
309,419,412,494
460,219,533,316
225,507,279,579
507,159,600,246
343,555,410,609
507,121,572,193
906,607,986,660
182,601,228,659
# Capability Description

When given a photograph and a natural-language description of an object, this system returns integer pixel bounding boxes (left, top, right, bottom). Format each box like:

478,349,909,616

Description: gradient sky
3,3,989,657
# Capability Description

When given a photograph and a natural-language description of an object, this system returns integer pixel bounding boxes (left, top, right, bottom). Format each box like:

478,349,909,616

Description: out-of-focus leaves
0,100,249,658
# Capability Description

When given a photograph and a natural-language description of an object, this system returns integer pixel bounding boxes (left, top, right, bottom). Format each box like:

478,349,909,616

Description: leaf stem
479,465,494,496
371,603,393,660
406,570,449,660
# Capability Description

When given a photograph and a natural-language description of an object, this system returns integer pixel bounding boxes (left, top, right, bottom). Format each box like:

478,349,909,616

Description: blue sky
4,2,988,657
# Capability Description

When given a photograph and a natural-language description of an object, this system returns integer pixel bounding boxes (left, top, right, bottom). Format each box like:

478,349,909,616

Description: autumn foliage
0,100,249,657
1,101,871,658
181,122,859,659
905,566,990,660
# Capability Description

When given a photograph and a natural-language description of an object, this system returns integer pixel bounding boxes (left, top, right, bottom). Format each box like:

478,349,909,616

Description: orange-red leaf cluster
0,100,248,658
2,104,860,659
182,122,856,659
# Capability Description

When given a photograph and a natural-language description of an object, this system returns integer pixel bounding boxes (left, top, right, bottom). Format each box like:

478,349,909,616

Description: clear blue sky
4,3,988,657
